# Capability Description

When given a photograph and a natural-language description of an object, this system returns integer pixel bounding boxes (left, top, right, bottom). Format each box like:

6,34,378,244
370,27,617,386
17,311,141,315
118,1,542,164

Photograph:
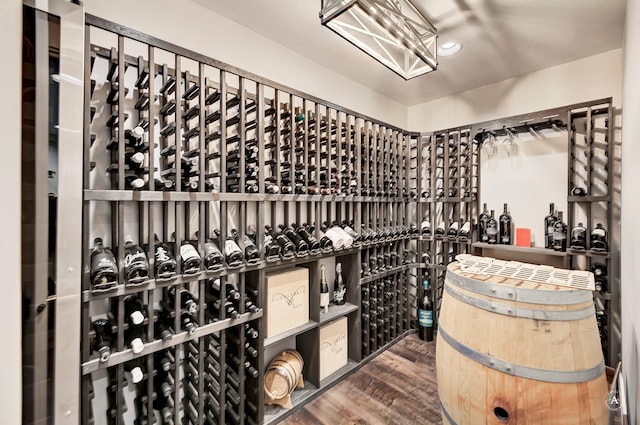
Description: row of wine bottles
360,242,408,278
360,273,408,357
543,202,609,252
420,217,472,242
90,220,421,292
89,283,260,362
478,203,512,245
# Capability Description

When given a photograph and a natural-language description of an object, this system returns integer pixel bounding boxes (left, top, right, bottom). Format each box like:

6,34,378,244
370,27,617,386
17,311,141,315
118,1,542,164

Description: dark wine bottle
552,211,567,252
266,225,295,259
207,298,240,320
180,311,198,336
590,223,608,253
154,235,177,279
499,203,512,245
209,278,241,301
154,309,173,341
311,223,334,251
569,222,587,250
123,235,150,285
203,237,224,271
333,263,346,305
571,186,587,196
418,274,433,342
90,237,119,291
595,276,608,293
486,210,498,245
179,239,201,275
279,224,309,256
591,262,607,278
447,221,459,240
168,286,198,315
223,233,244,268
341,221,361,246
478,203,490,243
125,360,145,385
262,229,282,261
320,264,330,313
231,229,260,264
544,202,557,249
123,295,146,354
294,222,321,254
90,318,113,362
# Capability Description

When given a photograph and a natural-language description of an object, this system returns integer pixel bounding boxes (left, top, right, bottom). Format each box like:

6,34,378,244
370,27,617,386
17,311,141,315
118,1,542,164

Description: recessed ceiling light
438,41,462,57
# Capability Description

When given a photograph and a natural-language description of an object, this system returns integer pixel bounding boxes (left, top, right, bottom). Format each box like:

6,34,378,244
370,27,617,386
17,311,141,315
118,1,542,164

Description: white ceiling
193,0,626,106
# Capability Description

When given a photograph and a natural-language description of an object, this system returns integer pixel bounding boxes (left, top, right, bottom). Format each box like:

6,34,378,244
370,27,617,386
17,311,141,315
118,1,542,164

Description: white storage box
265,268,309,338
319,316,348,380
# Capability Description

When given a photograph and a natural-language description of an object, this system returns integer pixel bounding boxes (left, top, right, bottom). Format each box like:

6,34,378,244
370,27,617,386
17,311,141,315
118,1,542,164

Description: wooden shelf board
263,380,319,425
264,321,318,348
318,303,359,325
472,242,568,257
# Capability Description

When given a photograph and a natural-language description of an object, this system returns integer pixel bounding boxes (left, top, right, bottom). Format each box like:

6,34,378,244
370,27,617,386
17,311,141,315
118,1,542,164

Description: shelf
472,242,568,257
263,380,319,425
81,311,262,375
318,303,359,325
568,195,610,202
318,359,359,388
567,248,611,258
264,321,318,348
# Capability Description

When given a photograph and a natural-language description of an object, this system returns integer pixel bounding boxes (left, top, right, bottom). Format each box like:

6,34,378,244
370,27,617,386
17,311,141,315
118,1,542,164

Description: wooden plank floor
280,334,442,425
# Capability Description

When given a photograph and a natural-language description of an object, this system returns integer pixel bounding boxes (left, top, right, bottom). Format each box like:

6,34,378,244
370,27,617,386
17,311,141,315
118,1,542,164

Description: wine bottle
591,262,607,278
458,221,471,241
180,311,198,336
569,222,587,250
295,222,321,254
223,234,244,268
478,203,490,243
207,298,240,320
203,237,224,271
590,223,608,253
341,221,361,247
123,235,150,285
231,229,260,264
180,239,201,275
168,286,198,315
125,360,145,385
211,279,240,302
320,264,330,314
486,210,498,245
418,275,433,342
154,309,173,341
123,295,146,354
421,252,431,265
447,221,459,240
499,203,512,245
312,223,334,251
90,318,113,362
154,235,177,279
552,211,567,252
595,276,608,293
420,217,431,237
279,224,309,256
90,237,119,291
434,222,446,240
544,203,557,249
262,229,282,261
571,186,587,196
333,263,346,305
265,225,295,259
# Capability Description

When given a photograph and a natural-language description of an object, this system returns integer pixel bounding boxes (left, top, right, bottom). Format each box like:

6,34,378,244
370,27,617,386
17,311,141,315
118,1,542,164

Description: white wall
0,0,22,423
621,0,640,421
83,0,408,129
408,49,623,131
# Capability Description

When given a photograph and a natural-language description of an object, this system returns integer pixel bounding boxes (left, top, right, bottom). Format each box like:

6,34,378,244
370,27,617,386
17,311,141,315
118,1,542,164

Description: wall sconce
320,0,438,80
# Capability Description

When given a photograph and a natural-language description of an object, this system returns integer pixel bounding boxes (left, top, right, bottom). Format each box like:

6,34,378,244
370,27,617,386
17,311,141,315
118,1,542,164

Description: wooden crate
265,268,310,338
319,316,348,380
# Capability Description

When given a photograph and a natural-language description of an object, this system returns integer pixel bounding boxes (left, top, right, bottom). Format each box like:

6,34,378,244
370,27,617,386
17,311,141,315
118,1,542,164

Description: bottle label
418,309,433,328
334,286,346,303
225,240,241,254
180,243,199,261
93,253,117,271
320,292,329,307
553,229,567,240
547,225,554,236
124,250,146,268
501,235,510,243
592,229,606,237
155,246,170,262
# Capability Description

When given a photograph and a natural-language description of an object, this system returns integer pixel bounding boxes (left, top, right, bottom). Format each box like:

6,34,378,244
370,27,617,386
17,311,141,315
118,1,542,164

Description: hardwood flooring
280,334,442,425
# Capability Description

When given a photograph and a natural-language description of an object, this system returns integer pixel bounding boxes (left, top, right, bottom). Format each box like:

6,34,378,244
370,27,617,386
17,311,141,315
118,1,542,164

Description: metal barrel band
438,325,605,384
439,400,458,425
446,266,593,305
444,281,596,321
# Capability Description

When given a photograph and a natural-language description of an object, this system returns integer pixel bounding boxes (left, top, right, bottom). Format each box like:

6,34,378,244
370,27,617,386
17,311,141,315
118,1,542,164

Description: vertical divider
174,56,183,192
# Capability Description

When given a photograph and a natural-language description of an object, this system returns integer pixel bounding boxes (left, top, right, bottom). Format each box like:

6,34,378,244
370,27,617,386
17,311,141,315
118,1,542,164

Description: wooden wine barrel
264,350,304,402
436,262,608,425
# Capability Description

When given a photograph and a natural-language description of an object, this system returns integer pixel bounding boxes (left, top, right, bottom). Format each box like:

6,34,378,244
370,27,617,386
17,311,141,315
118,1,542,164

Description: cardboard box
265,268,309,338
319,316,348,380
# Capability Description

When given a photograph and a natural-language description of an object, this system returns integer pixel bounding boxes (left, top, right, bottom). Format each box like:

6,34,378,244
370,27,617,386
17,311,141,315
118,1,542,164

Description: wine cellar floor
281,333,442,425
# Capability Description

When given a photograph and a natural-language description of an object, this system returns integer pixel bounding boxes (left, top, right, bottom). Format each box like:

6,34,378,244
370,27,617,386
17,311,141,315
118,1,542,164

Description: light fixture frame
320,0,438,80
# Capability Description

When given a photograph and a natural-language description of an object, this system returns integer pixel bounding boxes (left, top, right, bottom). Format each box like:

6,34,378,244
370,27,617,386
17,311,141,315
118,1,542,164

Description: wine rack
82,16,419,425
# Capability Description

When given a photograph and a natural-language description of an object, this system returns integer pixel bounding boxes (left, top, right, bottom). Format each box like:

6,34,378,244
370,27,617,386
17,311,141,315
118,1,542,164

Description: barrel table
436,262,608,424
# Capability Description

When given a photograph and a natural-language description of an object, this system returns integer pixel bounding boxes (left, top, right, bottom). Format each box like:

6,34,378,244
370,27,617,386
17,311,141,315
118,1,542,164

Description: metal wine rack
82,15,418,425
